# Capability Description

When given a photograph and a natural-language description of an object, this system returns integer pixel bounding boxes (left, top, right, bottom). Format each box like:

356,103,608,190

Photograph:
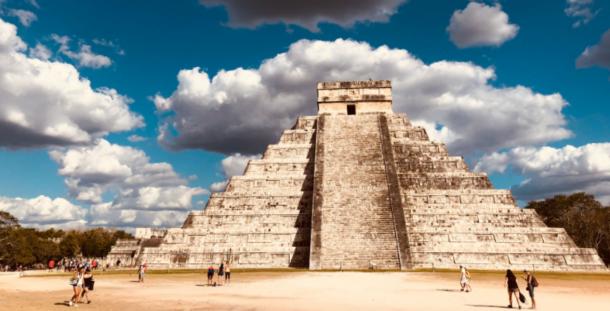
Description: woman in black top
218,263,225,285
505,269,521,309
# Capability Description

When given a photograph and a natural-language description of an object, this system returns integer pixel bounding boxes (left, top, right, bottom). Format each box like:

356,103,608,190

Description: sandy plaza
1,270,609,311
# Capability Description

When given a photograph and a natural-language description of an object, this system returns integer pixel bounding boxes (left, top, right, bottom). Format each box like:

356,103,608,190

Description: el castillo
107,80,607,273
2,1,610,309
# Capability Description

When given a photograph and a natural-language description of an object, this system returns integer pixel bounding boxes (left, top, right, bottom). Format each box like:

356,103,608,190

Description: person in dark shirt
505,269,522,309
218,263,225,285
207,265,215,286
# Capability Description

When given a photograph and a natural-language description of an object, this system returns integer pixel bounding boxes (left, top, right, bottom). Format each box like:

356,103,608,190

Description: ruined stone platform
110,80,607,272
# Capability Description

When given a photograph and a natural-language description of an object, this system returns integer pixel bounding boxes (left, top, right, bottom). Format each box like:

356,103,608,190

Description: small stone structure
106,229,167,267
109,80,607,271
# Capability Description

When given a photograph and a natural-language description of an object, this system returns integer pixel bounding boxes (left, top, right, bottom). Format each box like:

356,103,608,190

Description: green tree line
0,211,132,269
525,192,610,265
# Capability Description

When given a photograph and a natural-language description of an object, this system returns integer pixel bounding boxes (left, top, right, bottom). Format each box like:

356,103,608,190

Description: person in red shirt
48,259,55,271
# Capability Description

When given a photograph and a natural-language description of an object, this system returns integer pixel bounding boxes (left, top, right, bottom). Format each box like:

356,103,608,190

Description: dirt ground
1,270,609,310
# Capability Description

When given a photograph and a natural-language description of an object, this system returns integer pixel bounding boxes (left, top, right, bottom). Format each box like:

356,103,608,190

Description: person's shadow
437,288,462,292
54,301,69,307
466,304,510,309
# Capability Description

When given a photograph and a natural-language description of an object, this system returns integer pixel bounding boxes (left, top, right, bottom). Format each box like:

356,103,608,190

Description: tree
526,192,610,265
0,211,20,229
59,232,81,258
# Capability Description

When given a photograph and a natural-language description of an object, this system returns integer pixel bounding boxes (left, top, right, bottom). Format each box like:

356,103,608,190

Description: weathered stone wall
139,116,316,268
385,113,607,271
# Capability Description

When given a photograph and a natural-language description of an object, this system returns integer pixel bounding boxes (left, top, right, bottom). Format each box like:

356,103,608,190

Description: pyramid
127,80,606,271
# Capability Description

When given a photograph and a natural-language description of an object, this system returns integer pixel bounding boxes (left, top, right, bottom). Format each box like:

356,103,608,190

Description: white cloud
576,29,610,71
200,0,406,32
156,39,570,156
447,2,519,48
89,202,189,228
209,180,228,192
52,34,112,68
50,139,208,228
221,153,260,177
127,134,146,142
0,19,142,148
28,42,51,60
210,153,260,192
0,195,86,228
7,9,36,27
475,143,610,204
565,0,598,28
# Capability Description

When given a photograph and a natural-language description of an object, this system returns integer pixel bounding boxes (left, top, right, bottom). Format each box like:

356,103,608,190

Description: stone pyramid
136,80,606,271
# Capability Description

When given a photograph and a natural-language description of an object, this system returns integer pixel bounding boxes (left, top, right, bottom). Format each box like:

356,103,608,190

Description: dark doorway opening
347,104,356,115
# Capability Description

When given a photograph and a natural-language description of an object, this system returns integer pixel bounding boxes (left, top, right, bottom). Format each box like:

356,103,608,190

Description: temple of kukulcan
108,80,607,271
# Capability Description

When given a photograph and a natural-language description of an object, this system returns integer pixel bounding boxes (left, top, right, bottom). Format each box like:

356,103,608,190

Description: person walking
207,264,215,286
69,267,84,307
138,263,146,283
80,267,93,304
224,262,231,284
523,270,537,309
218,262,225,285
505,269,522,309
459,265,472,292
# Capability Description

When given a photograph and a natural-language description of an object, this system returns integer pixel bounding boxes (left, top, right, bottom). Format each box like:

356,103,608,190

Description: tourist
69,267,84,307
48,259,55,272
80,267,93,304
505,269,522,309
218,262,225,285
224,262,231,284
207,264,215,286
459,265,471,292
523,270,537,309
138,263,146,283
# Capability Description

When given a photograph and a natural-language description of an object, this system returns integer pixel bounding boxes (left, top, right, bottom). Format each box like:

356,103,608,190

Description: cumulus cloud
28,42,51,60
576,29,610,71
200,0,406,31
52,34,112,68
475,143,610,204
89,203,189,228
565,0,598,28
0,19,142,148
7,9,36,27
127,134,146,142
0,195,86,228
447,2,519,48
156,39,570,156
49,139,208,228
210,153,260,192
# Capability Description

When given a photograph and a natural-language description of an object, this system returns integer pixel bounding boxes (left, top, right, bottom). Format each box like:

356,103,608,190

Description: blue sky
0,0,609,228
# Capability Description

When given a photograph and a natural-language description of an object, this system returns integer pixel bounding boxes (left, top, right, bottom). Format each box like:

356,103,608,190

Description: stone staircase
310,114,402,269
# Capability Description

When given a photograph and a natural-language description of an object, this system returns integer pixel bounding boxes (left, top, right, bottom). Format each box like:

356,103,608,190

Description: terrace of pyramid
108,80,607,272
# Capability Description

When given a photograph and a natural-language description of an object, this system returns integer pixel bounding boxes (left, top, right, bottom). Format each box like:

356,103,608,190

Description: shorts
207,272,213,280
225,272,231,279
527,286,535,298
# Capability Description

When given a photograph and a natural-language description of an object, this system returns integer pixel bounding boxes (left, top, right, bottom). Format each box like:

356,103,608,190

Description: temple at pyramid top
317,80,393,115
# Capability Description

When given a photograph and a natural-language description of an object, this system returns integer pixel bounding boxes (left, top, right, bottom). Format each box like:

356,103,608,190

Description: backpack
531,276,539,287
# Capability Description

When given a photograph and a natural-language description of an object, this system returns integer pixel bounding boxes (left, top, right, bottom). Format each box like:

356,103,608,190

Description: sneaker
68,301,73,306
